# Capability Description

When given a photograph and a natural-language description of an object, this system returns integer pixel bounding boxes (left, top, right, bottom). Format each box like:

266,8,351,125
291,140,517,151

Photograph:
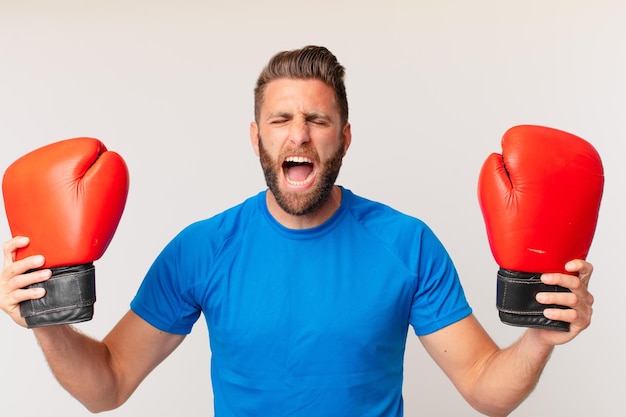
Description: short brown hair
254,46,348,126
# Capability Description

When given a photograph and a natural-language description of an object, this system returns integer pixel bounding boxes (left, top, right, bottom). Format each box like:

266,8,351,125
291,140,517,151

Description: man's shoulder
344,187,427,230
178,191,265,239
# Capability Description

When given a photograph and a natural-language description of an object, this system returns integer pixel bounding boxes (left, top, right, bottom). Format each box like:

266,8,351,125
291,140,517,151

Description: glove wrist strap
496,268,570,331
20,263,96,328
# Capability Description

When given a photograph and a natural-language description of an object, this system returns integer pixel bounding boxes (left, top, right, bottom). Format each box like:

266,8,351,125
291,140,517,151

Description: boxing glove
478,125,603,331
2,138,129,328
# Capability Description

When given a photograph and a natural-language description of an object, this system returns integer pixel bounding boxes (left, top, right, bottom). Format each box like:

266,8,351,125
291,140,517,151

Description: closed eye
306,115,331,126
266,112,292,125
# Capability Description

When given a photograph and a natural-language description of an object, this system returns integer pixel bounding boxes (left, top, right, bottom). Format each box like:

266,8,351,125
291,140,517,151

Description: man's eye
310,119,329,126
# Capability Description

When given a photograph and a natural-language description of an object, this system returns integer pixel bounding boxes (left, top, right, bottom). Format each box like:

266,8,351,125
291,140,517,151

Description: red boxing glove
2,138,129,327
478,125,604,331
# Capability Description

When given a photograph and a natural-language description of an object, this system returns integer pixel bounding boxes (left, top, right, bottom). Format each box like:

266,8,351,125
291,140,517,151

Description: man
0,46,594,416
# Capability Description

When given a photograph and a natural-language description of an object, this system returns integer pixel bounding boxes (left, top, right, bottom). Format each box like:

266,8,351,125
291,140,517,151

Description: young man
0,46,594,417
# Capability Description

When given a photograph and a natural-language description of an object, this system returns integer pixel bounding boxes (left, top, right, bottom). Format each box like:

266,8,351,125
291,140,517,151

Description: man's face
251,78,351,216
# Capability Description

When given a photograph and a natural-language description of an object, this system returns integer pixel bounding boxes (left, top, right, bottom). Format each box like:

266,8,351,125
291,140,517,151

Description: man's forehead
264,77,332,94
261,78,338,112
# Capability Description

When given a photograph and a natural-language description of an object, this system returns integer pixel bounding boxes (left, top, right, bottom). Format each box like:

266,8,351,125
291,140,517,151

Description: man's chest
199,235,416,376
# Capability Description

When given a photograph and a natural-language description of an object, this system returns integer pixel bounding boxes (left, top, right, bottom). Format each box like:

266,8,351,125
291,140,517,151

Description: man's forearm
470,330,554,417
33,325,121,413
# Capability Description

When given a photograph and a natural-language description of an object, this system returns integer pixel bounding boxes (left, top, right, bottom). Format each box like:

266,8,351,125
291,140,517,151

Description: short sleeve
409,226,472,336
131,232,202,335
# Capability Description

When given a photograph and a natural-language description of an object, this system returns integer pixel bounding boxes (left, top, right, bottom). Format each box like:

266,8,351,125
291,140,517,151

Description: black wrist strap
496,268,570,314
496,268,570,332
20,263,96,328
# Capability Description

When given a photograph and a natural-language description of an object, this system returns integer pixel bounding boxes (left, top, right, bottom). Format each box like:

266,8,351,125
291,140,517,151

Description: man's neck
265,185,342,230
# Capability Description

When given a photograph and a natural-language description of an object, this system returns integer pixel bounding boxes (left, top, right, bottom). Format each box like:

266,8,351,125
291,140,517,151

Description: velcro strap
20,263,96,319
496,268,570,315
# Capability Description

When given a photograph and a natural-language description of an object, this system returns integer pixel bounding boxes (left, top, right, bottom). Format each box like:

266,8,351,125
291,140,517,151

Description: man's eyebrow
265,111,292,120
304,112,332,121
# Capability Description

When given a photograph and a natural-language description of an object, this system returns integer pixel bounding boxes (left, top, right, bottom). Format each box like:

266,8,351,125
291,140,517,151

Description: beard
258,135,345,216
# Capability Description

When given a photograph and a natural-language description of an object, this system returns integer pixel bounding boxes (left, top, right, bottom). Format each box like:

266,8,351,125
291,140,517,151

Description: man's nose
289,120,311,146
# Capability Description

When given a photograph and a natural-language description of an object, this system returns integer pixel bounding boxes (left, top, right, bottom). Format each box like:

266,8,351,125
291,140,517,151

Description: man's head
250,46,352,224
254,46,348,128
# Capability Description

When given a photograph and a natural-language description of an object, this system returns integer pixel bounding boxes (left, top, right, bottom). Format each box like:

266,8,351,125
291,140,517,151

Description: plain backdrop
1,1,624,416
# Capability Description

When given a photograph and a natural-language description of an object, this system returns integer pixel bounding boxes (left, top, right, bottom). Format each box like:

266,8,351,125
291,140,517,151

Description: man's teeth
287,176,313,186
285,156,312,164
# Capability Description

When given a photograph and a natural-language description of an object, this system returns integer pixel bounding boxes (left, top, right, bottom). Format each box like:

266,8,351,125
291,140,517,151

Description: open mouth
283,156,315,186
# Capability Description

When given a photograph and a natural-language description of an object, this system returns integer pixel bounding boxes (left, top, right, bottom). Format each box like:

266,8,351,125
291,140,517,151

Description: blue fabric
131,187,472,416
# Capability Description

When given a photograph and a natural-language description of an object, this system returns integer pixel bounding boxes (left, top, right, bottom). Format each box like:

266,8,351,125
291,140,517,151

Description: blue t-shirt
131,187,471,416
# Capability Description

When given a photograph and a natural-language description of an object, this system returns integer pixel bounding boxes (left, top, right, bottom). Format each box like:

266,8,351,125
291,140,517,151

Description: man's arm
33,311,185,412
1,237,185,412
420,260,594,417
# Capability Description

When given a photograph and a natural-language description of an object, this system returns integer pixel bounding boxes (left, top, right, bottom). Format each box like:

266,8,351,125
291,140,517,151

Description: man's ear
342,122,352,156
250,122,260,156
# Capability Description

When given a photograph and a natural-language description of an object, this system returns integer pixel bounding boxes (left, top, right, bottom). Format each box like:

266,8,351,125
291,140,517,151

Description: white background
1,1,624,416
